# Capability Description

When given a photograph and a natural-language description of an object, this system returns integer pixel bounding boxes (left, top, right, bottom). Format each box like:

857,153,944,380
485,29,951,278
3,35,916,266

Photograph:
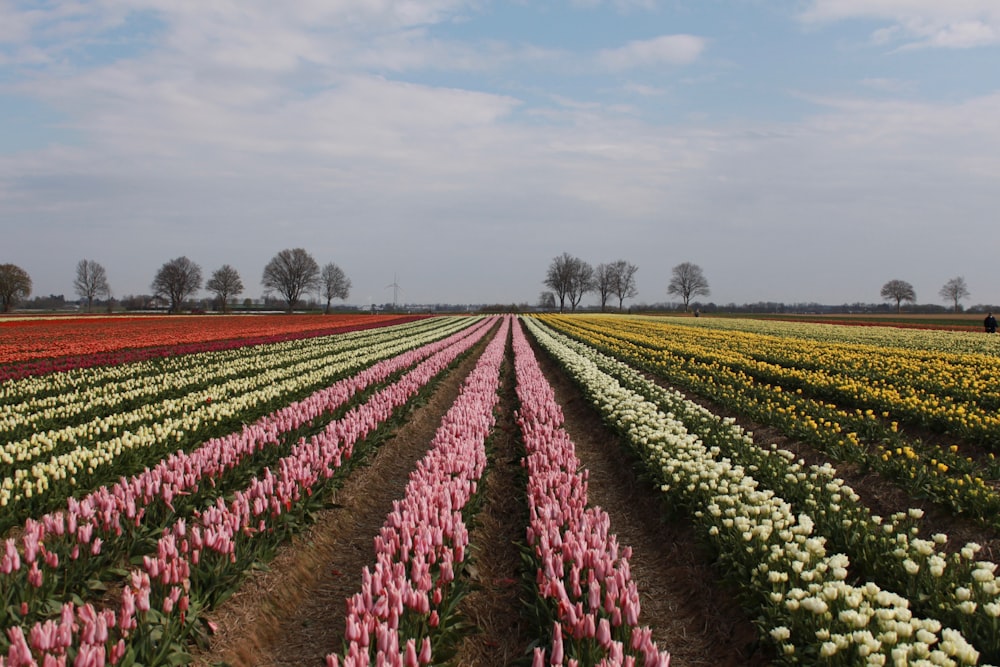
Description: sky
2,0,1000,309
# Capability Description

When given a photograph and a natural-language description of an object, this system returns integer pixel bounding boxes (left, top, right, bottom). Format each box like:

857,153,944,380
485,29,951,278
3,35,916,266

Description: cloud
860,77,915,93
800,0,1000,49
597,34,706,71
4,1,1000,307
569,0,657,12
621,82,666,96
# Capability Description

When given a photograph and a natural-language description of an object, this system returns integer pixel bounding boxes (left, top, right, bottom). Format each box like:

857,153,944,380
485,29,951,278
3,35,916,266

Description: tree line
0,248,350,314
541,253,711,312
881,276,971,313
0,256,980,315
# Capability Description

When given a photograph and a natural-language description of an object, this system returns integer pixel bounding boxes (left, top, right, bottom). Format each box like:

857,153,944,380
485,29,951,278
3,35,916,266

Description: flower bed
512,319,670,667
525,317,987,665
0,318,497,664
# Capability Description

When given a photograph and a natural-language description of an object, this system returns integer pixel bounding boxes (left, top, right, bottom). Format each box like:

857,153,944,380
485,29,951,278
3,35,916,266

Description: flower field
2,313,999,665
0,314,422,380
535,314,1000,665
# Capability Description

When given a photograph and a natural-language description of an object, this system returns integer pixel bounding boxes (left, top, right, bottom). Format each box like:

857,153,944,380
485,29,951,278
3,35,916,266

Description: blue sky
2,0,1000,308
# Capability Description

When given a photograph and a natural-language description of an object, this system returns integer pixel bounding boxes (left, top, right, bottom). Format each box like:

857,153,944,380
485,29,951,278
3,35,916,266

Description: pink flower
72,642,105,667
403,639,418,667
27,561,43,588
551,622,564,665
29,620,57,653
5,625,33,666
597,618,612,649
2,538,20,574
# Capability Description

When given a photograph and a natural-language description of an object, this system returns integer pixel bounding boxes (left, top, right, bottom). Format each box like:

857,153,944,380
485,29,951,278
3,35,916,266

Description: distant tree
595,263,615,312
73,259,111,312
0,263,32,313
880,279,916,313
545,253,594,312
538,291,556,311
609,259,639,310
119,294,156,311
939,276,970,313
206,264,244,313
567,260,594,311
544,253,575,312
320,262,351,314
667,262,710,311
262,248,321,312
151,256,203,313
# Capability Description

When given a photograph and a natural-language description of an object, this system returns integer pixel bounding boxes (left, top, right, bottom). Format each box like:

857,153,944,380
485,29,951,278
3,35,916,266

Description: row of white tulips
0,317,495,634
0,317,477,515
0,318,457,442
1,317,501,665
523,317,985,666
542,316,1000,661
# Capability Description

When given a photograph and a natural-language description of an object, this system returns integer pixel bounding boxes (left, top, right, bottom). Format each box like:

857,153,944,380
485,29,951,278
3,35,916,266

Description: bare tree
544,253,576,312
151,256,203,313
262,248,320,312
320,262,351,314
0,264,32,313
609,260,638,310
538,291,556,310
667,262,710,311
543,253,594,312
73,259,111,312
881,279,916,313
206,264,244,313
567,259,594,311
939,276,970,313
595,263,615,312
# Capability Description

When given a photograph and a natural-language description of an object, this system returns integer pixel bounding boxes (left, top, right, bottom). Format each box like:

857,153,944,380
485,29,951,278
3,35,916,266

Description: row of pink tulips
1,318,497,666
1,317,490,630
329,317,511,667
511,320,670,667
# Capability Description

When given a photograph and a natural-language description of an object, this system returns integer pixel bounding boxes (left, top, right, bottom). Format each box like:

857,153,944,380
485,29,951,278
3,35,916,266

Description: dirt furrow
191,332,493,667
448,346,535,666
529,335,770,667
192,323,769,666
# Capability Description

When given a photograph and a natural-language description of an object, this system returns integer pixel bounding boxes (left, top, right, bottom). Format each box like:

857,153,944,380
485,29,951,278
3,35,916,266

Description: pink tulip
511,320,670,666
551,622,564,665
6,625,34,666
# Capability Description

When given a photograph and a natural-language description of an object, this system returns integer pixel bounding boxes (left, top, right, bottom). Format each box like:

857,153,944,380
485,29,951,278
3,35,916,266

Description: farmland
2,313,1000,666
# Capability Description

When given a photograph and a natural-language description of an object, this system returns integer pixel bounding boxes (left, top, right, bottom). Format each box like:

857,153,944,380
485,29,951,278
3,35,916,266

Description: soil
190,322,772,667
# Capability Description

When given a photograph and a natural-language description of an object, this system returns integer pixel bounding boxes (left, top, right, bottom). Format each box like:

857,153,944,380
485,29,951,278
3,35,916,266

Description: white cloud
801,0,1000,48
569,0,657,12
597,34,705,70
622,82,666,96
4,1,1000,306
860,77,915,93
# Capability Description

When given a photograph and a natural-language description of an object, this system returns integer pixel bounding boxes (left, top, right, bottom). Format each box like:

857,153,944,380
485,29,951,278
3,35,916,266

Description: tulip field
2,312,1000,666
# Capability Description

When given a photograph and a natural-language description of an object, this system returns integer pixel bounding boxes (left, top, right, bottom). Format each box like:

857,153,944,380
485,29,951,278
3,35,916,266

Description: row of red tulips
0,315,421,381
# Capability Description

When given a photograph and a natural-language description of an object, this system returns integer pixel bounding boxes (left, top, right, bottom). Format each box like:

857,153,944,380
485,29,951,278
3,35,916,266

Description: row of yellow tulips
525,317,997,665
540,315,1000,528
